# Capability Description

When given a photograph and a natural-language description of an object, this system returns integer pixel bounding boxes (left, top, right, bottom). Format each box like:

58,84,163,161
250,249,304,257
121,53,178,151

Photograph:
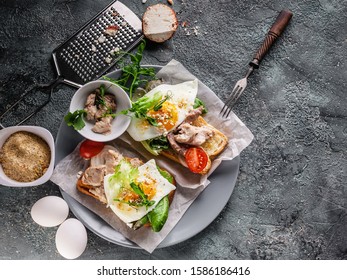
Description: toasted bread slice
192,116,229,160
77,177,107,204
76,156,177,204
76,156,142,203
160,116,228,175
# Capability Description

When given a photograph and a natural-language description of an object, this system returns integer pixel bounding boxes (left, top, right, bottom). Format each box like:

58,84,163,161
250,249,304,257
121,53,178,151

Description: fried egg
127,79,198,141
103,159,176,224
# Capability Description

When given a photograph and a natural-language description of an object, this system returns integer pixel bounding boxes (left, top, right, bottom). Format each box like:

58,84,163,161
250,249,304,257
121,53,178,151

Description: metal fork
220,10,293,118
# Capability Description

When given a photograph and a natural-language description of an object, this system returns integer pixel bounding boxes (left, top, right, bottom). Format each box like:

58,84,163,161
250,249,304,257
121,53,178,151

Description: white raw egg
127,79,198,141
55,218,88,259
30,196,69,227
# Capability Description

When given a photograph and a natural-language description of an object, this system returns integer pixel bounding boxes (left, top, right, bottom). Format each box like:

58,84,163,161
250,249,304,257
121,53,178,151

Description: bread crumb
183,25,201,36
181,21,188,28
105,56,112,64
0,131,51,182
110,47,120,55
104,25,119,36
98,34,106,43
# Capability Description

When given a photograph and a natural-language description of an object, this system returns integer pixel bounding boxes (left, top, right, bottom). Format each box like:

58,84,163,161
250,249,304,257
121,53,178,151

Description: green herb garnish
64,109,87,130
115,182,155,209
194,97,208,114
104,40,156,100
101,107,116,119
130,182,155,207
141,136,170,155
121,91,163,126
157,167,174,184
153,93,171,111
96,84,106,106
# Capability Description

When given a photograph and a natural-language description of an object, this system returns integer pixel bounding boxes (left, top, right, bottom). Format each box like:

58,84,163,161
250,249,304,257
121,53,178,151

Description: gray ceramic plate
55,67,240,249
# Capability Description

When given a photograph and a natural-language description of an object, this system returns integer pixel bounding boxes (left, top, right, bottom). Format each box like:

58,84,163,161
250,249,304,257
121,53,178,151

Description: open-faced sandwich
76,140,176,232
124,79,228,174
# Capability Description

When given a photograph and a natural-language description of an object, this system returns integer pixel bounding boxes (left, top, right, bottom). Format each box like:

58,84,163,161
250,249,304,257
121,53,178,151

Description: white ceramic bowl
0,126,55,187
69,80,131,142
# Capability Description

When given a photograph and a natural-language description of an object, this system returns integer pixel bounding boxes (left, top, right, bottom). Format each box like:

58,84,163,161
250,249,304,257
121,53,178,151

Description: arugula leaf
194,97,208,114
96,84,106,106
120,91,163,126
104,40,156,100
157,167,174,184
147,195,169,232
64,110,87,130
132,215,149,230
153,93,171,111
135,40,145,62
129,182,155,209
150,136,170,150
130,182,148,200
130,91,162,114
101,111,116,119
115,198,154,209
141,136,170,156
115,182,155,209
110,160,155,209
145,115,159,127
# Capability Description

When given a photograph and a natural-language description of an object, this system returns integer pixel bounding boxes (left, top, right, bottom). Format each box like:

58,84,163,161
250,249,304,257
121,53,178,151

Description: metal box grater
53,0,143,87
0,1,143,127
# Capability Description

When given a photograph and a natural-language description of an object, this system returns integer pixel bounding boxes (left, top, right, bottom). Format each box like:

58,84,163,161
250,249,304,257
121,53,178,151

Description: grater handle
0,76,64,128
249,10,293,69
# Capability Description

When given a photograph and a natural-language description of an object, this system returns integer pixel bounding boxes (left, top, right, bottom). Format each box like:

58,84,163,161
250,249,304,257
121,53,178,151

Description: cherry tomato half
79,140,105,159
185,147,209,174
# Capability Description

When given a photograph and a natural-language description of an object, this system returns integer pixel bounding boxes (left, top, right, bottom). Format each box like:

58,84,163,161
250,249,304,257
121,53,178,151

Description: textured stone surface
0,0,346,260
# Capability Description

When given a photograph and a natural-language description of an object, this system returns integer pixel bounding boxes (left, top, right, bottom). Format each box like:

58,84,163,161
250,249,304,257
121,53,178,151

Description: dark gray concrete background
0,0,346,260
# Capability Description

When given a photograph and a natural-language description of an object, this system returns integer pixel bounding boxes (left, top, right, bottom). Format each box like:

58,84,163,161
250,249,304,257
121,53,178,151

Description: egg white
127,79,198,141
103,159,176,224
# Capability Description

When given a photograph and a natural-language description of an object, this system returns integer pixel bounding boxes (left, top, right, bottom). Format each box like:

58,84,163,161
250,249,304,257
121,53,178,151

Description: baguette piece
142,4,178,43
76,156,176,203
160,116,228,175
76,155,176,231
76,156,142,204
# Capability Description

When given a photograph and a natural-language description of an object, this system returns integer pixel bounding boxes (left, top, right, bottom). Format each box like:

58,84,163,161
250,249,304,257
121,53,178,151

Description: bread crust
77,177,106,203
192,116,229,160
142,4,178,43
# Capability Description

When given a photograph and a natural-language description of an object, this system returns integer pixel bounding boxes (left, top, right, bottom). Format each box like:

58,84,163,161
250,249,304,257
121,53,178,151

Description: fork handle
249,10,293,69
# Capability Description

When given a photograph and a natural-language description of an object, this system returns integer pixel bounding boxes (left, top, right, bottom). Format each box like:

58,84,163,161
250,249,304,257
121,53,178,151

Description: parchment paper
50,59,254,253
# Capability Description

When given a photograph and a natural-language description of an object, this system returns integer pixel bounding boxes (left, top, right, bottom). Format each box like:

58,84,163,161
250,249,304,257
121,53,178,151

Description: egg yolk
120,189,139,203
118,179,157,204
140,178,157,200
147,102,178,131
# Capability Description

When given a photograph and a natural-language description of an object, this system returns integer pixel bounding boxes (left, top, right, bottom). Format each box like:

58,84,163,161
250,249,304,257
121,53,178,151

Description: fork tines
220,84,245,118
